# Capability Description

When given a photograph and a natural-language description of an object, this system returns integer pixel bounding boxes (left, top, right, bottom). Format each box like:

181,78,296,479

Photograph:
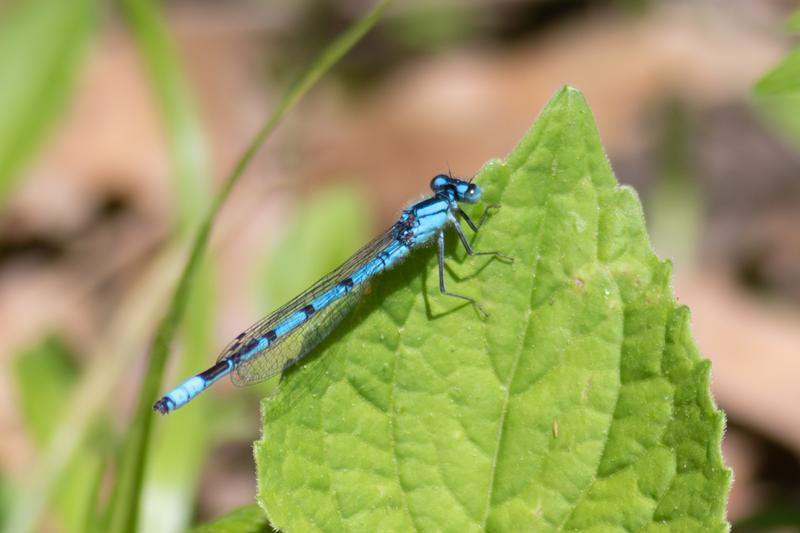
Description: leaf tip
549,85,588,107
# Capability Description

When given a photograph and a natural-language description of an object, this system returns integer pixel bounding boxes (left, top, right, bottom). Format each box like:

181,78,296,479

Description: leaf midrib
479,178,553,530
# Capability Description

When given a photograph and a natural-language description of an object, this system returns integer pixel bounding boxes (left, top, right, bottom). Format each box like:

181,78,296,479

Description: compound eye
466,184,477,196
430,174,449,191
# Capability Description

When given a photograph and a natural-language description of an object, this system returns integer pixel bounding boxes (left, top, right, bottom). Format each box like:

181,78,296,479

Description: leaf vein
553,271,623,530
388,318,420,532
320,389,348,531
479,172,553,529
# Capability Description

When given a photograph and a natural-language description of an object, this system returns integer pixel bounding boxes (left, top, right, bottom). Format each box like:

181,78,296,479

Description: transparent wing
217,224,399,386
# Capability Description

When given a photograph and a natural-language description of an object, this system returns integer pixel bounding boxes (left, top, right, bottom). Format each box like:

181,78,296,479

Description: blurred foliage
0,0,94,205
120,0,212,231
734,503,800,531
0,476,7,526
644,99,701,270
54,452,105,533
754,9,800,98
13,337,79,446
271,0,647,87
751,93,800,151
614,0,653,12
140,265,217,533
104,2,391,532
248,185,372,403
259,186,371,308
785,9,800,34
106,0,216,527
738,10,800,528
117,1,216,531
384,2,477,51
190,504,275,533
13,337,109,533
753,9,800,150
754,49,800,97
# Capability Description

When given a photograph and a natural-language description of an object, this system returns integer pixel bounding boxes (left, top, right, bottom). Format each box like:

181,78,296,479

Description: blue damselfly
154,174,509,414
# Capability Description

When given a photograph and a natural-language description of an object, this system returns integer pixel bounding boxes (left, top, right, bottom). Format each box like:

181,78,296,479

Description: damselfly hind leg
437,231,489,318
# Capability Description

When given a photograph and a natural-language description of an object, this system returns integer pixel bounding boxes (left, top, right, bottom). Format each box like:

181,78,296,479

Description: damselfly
154,174,510,414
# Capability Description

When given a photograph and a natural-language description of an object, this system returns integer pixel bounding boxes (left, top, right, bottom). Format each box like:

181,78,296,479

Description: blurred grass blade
55,451,106,533
117,1,215,531
139,264,216,533
13,337,79,448
120,0,211,229
105,1,392,532
13,338,105,533
2,245,186,533
0,0,94,204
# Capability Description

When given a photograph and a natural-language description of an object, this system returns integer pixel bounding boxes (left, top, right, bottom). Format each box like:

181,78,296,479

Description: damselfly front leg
448,212,514,262
457,204,499,232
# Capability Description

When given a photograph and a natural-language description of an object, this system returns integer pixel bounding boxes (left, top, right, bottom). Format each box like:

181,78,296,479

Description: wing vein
220,223,401,385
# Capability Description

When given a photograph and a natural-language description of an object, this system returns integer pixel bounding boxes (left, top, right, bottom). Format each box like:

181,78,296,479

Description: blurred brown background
1,0,799,531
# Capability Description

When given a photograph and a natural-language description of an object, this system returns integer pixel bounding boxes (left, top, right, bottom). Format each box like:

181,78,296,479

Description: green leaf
754,48,800,96
190,504,276,533
0,0,94,204
255,87,730,531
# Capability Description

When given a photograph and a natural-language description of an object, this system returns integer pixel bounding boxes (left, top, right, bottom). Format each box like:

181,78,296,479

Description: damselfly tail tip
153,397,173,415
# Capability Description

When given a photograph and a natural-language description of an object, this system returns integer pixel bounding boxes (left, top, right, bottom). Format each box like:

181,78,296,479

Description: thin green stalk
118,1,213,532
105,2,392,532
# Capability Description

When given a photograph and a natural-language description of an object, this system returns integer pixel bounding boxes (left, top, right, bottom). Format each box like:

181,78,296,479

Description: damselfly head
430,174,481,204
